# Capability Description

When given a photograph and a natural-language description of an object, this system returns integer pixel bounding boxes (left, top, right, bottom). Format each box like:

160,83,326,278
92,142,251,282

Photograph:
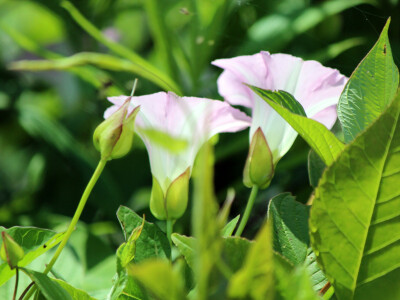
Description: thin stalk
23,159,107,299
13,267,19,300
18,282,33,300
166,219,173,251
235,185,259,237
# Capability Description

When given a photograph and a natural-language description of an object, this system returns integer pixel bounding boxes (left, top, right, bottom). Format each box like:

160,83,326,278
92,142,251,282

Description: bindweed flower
105,92,251,220
94,98,140,161
213,51,347,188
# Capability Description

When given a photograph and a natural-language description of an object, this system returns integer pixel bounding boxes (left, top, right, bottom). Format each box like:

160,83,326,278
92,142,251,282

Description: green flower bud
0,232,24,269
150,168,190,220
93,98,140,161
243,128,274,189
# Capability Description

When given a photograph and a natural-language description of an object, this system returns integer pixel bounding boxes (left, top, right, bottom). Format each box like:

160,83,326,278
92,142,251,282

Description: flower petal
212,53,268,108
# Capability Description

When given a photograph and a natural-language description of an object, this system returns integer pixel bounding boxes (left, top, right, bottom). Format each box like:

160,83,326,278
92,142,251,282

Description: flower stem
235,185,259,237
13,267,19,300
23,159,107,299
166,219,173,252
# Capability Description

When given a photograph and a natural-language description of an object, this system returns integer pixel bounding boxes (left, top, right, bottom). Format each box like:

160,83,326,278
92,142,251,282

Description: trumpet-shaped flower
105,92,251,220
213,51,347,188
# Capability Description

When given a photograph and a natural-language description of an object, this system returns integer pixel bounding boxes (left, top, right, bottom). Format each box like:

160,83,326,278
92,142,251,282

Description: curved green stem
235,185,259,237
166,219,173,252
23,159,107,299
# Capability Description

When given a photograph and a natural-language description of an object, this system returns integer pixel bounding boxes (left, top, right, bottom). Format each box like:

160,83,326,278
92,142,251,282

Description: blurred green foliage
0,0,399,245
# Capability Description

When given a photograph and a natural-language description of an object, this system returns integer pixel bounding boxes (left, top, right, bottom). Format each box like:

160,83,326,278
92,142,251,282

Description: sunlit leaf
338,18,399,142
310,93,400,299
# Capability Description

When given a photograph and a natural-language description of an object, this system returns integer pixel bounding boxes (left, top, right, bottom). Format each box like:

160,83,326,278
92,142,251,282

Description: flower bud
243,127,274,189
0,232,24,269
150,168,190,220
93,98,140,161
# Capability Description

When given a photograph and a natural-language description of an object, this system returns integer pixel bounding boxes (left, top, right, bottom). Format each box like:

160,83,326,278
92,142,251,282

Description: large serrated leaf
337,18,399,143
310,93,400,299
0,227,64,286
251,87,344,166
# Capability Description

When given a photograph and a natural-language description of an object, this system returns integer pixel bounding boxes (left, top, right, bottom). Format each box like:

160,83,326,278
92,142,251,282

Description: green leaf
308,150,326,188
268,194,328,292
60,1,182,95
275,264,322,300
0,227,64,286
127,260,187,300
21,268,72,300
247,0,371,52
268,193,310,266
172,234,251,273
1,23,123,96
52,279,97,300
191,142,223,299
221,216,240,237
116,206,170,261
310,93,400,299
338,18,399,143
171,234,195,270
228,221,274,300
251,87,344,166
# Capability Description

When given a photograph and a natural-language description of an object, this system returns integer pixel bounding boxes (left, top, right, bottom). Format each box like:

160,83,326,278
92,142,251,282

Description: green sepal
93,98,140,161
243,127,274,189
0,232,24,269
150,168,190,220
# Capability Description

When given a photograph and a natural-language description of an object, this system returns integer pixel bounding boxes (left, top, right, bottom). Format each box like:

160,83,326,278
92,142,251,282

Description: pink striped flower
105,92,251,220
213,51,347,188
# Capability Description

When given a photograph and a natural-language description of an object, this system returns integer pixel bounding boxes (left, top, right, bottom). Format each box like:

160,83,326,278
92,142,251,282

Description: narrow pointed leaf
338,18,399,143
22,268,72,300
310,93,400,299
52,279,97,300
228,221,274,300
221,216,240,237
251,87,344,166
60,1,182,95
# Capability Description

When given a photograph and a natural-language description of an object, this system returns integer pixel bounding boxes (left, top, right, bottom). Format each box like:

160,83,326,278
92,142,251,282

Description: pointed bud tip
243,128,275,189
